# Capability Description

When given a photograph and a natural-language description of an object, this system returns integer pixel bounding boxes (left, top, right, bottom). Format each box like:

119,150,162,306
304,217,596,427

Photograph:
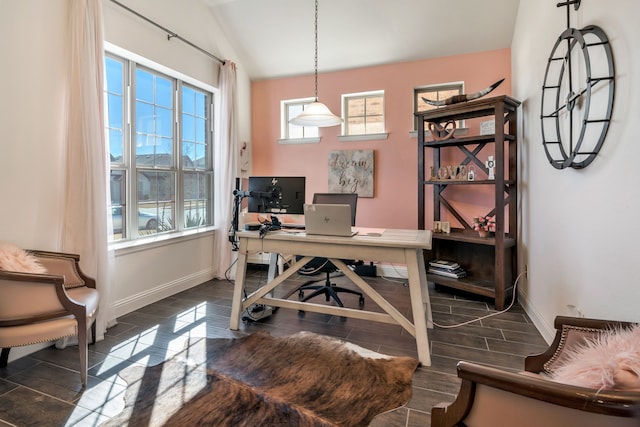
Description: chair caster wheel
298,290,304,300
298,310,306,317
359,296,365,307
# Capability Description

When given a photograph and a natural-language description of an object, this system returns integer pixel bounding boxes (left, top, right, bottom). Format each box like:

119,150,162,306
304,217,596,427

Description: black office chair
297,193,365,307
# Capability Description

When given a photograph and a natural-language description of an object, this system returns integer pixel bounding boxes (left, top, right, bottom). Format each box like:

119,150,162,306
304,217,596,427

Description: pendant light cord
314,0,319,102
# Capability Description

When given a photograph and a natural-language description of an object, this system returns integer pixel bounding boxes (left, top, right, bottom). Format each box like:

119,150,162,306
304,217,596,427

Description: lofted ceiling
202,0,521,81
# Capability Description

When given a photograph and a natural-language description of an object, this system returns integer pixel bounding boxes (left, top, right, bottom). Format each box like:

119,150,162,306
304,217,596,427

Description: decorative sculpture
428,120,457,141
485,156,495,180
421,78,505,107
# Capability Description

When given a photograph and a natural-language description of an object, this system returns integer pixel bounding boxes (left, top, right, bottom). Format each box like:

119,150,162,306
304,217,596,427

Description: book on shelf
428,259,461,271
428,266,467,279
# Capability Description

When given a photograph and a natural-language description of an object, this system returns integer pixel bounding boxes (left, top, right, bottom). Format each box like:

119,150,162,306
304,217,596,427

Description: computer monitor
247,176,305,214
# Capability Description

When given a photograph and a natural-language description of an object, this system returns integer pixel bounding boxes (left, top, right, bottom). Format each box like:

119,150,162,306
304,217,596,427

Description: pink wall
251,49,511,229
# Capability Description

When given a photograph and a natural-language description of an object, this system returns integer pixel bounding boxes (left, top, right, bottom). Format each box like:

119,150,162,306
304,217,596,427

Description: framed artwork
433,221,450,233
328,150,374,197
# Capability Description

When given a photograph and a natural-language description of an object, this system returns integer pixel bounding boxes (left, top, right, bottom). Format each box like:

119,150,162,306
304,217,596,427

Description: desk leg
267,253,279,282
406,248,431,366
230,239,248,330
417,249,433,329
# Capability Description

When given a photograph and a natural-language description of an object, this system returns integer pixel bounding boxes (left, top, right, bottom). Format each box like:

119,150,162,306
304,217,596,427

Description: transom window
104,53,214,242
342,91,384,136
414,82,464,130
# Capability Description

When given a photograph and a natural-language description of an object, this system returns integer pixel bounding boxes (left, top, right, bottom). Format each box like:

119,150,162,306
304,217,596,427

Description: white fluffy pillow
551,324,640,391
0,242,47,274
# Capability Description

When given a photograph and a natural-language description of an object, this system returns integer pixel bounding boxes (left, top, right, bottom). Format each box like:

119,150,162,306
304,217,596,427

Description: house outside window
279,98,320,144
104,53,214,242
414,82,464,130
342,91,384,136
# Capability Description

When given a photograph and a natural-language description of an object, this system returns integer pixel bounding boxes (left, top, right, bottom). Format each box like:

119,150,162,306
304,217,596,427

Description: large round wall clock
540,0,615,170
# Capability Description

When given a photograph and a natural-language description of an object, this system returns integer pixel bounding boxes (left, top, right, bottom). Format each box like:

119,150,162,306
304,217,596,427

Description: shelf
427,273,514,299
427,274,496,298
424,179,516,186
417,95,520,310
432,228,516,248
422,133,515,148
416,95,521,122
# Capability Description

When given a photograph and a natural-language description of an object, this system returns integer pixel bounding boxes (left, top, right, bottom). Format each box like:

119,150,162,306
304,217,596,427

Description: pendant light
289,0,343,127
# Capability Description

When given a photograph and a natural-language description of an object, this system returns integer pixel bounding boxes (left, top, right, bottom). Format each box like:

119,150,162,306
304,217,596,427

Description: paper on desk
354,227,386,236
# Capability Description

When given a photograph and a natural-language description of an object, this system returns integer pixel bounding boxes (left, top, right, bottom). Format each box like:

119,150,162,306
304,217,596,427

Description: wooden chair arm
525,316,635,373
0,271,86,326
0,270,64,285
432,361,640,426
460,361,639,416
28,249,80,261
28,250,96,290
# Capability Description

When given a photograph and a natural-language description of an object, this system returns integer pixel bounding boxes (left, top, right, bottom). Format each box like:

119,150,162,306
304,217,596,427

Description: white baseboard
6,343,51,365
516,287,555,344
113,268,216,318
375,262,408,279
6,269,215,365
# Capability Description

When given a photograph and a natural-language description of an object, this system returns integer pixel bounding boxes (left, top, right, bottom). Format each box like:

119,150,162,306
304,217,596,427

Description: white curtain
62,0,112,340
213,61,239,279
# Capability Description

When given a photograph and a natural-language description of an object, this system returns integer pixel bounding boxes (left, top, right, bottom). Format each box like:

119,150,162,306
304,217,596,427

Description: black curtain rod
109,0,225,65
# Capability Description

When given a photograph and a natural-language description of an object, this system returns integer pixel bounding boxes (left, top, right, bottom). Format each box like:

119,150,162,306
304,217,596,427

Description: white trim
375,262,408,279
111,226,215,255
280,97,316,139
338,133,388,142
517,285,555,345
341,90,385,137
105,42,217,94
413,81,465,131
414,80,465,92
278,137,321,145
112,267,215,318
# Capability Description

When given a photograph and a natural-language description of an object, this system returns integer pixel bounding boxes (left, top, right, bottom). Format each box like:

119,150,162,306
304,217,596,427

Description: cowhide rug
102,331,419,427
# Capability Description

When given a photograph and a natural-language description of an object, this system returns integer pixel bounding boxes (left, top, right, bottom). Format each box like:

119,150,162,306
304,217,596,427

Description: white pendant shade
289,101,343,127
288,1,342,129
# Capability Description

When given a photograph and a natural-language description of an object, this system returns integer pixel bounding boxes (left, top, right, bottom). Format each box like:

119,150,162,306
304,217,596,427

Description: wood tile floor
0,265,547,426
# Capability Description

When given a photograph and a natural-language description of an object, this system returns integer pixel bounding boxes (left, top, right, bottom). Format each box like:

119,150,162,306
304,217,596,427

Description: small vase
478,230,488,238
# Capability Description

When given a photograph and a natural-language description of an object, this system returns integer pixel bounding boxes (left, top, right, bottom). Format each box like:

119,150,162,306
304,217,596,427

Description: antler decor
422,78,505,107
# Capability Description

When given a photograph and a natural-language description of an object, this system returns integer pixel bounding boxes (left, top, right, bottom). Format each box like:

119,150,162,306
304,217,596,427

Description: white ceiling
202,0,521,80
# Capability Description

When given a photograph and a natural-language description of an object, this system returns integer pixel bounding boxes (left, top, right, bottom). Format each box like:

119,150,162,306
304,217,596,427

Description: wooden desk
230,228,433,365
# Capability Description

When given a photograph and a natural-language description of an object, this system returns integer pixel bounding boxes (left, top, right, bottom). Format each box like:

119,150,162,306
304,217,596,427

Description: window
342,91,384,136
280,98,319,143
414,82,464,130
104,53,214,242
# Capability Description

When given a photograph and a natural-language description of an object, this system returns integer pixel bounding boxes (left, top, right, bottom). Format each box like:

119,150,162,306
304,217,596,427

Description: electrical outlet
567,304,585,318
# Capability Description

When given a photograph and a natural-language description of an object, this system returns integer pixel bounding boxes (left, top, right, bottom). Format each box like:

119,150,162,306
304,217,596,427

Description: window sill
110,225,216,256
338,133,388,142
278,137,321,145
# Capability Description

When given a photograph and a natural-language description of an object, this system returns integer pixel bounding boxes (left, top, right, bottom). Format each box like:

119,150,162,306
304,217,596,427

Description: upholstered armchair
0,248,100,386
431,316,640,427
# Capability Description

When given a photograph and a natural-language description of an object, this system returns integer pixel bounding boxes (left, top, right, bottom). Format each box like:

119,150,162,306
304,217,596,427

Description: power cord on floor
430,270,525,329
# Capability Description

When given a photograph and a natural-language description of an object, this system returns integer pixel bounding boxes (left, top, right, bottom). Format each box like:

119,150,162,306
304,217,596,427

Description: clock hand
548,79,600,116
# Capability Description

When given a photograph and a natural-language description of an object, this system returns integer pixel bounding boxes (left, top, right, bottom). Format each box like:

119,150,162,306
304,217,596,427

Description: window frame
279,97,320,144
341,90,386,137
414,82,465,131
104,48,216,246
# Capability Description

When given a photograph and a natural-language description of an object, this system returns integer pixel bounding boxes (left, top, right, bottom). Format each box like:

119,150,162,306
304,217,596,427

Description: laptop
303,204,358,237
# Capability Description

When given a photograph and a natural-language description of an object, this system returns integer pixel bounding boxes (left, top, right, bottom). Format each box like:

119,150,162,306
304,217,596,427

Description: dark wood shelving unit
417,95,521,309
